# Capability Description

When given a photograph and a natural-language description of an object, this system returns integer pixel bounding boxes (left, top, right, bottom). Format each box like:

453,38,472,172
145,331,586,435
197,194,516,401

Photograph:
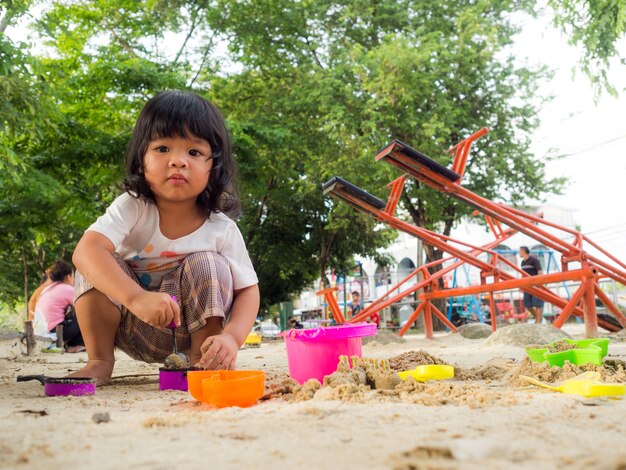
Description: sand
163,353,189,369
2,324,626,469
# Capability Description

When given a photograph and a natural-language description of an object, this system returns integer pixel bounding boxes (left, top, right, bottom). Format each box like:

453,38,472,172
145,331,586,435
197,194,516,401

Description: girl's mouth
167,174,187,184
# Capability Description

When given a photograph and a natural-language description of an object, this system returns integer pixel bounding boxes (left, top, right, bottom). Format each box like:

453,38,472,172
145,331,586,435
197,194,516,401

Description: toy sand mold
16,375,96,396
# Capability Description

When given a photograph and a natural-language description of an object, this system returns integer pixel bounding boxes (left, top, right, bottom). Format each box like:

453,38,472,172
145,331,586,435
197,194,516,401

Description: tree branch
187,16,224,87
173,3,204,66
108,27,139,58
401,189,421,226
303,36,325,69
245,176,276,246
319,231,336,286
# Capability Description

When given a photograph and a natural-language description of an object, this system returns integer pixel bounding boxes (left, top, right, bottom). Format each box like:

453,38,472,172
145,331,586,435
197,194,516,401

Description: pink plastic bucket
283,323,377,384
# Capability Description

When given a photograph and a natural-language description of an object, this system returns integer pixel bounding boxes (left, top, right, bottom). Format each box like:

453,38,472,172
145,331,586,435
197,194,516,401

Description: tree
219,80,395,305
0,26,69,309
2,0,394,309
208,0,564,274
1,0,191,307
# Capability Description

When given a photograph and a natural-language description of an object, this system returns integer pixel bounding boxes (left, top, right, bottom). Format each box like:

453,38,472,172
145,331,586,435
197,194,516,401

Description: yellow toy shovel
397,365,455,382
520,372,626,398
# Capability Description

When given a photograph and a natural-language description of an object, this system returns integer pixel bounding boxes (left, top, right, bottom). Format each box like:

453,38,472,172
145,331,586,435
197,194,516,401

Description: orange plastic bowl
188,370,265,408
187,370,221,402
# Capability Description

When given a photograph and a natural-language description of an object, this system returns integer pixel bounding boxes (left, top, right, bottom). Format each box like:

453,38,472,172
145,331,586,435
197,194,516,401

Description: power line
584,222,626,235
588,229,626,243
560,133,626,158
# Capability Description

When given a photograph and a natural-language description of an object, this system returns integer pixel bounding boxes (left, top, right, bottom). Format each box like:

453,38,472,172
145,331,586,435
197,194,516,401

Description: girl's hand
197,333,239,370
127,291,180,328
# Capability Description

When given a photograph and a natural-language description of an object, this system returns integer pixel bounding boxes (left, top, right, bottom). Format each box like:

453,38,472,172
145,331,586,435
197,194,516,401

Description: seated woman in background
35,260,85,352
28,269,52,321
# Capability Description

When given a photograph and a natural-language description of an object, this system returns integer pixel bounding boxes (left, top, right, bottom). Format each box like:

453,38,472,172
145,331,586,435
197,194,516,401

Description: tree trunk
319,232,336,289
245,177,276,246
23,321,36,356
22,250,28,320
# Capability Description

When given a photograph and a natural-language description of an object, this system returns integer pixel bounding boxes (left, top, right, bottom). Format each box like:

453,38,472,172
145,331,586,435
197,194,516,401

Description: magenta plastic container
159,368,190,391
283,323,377,384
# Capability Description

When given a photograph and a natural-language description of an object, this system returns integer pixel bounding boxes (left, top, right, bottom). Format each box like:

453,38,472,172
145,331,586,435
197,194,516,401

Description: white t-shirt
87,193,258,290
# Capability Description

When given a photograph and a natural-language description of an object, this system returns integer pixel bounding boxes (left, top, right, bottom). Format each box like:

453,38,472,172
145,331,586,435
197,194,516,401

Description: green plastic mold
525,338,609,367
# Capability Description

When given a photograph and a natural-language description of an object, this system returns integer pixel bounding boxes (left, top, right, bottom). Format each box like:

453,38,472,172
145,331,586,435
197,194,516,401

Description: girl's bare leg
66,289,120,385
189,317,223,366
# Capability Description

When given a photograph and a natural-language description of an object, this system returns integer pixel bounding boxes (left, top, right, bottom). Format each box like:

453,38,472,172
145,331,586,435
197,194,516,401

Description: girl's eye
189,149,202,157
154,145,169,153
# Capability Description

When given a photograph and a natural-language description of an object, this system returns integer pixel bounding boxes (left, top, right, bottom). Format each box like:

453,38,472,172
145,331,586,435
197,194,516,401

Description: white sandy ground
1,324,626,470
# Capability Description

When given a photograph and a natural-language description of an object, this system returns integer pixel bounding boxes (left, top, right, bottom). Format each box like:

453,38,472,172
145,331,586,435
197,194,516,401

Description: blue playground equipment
446,247,581,325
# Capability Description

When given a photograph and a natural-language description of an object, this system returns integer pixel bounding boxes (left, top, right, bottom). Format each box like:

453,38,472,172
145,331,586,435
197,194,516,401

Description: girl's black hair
48,260,73,282
122,90,240,218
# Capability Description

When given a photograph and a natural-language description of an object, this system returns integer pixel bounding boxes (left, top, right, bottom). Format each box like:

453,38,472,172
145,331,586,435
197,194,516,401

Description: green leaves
2,0,621,309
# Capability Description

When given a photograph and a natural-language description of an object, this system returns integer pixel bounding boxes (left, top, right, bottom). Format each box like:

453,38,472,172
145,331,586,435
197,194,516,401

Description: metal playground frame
321,129,626,339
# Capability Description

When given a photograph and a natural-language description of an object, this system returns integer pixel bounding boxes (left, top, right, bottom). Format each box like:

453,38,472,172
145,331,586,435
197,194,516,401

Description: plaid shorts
74,251,233,363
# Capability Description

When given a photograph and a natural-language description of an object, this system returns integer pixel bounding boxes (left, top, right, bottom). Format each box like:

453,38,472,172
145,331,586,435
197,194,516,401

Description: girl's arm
224,285,261,344
73,231,180,326
198,284,260,369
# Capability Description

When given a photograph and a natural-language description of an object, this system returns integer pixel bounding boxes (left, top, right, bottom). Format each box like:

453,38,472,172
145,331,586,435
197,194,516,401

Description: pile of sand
362,330,406,346
262,372,298,400
453,357,516,382
485,324,571,347
457,323,493,339
547,339,577,353
286,355,519,408
387,350,448,371
502,357,626,386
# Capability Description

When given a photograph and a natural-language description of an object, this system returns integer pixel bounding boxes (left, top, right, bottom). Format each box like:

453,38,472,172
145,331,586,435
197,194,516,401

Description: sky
507,11,626,262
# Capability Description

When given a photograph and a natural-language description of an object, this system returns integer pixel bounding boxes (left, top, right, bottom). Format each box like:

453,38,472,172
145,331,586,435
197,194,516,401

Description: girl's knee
183,251,228,267
76,288,114,308
182,251,232,282
75,290,121,318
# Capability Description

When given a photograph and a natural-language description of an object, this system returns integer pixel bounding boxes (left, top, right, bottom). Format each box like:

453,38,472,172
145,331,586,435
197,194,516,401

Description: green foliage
0,302,24,331
0,26,70,307
209,0,564,269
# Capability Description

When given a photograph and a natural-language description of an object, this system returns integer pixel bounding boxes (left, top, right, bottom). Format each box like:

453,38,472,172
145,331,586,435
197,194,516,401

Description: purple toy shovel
160,295,190,391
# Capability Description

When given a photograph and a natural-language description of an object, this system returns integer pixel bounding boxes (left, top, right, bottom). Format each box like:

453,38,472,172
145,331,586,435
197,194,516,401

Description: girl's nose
168,151,189,168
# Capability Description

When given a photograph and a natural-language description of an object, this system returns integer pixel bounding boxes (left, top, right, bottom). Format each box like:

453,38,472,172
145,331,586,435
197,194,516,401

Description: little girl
70,90,259,385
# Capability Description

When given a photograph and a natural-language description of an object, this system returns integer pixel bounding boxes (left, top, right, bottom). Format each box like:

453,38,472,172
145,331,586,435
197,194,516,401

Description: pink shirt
36,283,74,331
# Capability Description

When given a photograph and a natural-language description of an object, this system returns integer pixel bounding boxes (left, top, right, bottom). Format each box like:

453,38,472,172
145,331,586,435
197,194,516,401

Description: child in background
347,291,362,317
70,90,259,384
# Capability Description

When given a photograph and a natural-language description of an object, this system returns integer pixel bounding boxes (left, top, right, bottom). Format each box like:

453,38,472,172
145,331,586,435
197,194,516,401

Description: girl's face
143,135,214,206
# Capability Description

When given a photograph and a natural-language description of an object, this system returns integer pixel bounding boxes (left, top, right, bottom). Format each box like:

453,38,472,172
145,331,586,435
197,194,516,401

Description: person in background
288,316,303,329
28,269,51,321
347,291,362,318
35,260,85,352
366,310,380,328
519,246,545,324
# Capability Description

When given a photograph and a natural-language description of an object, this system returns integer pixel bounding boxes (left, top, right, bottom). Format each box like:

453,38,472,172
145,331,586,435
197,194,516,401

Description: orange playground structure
321,129,626,339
